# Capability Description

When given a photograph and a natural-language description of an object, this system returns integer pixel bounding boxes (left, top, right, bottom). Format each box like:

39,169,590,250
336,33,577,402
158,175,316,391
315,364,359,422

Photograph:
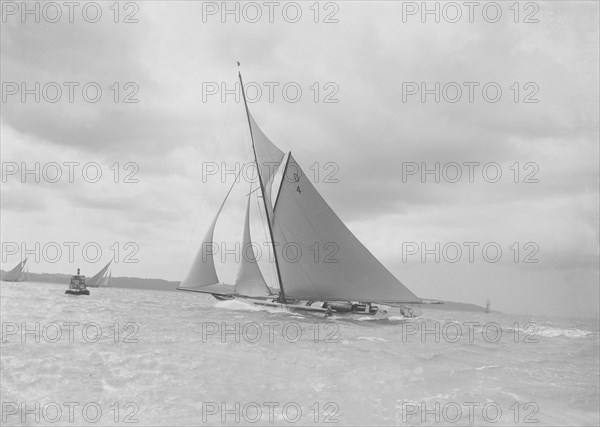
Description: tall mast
237,63,286,303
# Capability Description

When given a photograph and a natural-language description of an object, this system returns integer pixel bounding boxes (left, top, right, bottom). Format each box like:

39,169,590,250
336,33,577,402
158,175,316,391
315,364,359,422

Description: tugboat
65,269,90,295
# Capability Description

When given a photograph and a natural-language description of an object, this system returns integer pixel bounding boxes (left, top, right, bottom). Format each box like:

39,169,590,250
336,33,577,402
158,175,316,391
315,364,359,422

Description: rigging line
238,66,286,303
246,186,261,197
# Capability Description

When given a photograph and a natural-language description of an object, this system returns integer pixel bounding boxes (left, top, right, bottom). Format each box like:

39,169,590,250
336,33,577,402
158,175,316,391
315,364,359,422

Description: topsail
247,112,285,221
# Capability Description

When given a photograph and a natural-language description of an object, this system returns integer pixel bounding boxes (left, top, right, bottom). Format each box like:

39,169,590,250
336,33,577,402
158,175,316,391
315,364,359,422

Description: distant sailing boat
1,257,28,282
87,261,112,288
178,65,423,317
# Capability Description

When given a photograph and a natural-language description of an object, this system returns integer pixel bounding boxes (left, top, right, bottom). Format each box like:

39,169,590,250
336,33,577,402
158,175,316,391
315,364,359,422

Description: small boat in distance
87,261,112,288
65,269,90,296
1,257,29,282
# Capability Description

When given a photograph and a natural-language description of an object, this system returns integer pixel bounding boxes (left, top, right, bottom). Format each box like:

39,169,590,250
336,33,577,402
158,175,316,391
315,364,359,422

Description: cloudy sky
1,1,598,317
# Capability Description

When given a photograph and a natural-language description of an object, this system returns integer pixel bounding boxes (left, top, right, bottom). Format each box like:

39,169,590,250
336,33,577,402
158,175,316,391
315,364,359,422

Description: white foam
388,316,409,321
213,299,263,311
357,336,389,342
474,365,500,370
537,327,593,338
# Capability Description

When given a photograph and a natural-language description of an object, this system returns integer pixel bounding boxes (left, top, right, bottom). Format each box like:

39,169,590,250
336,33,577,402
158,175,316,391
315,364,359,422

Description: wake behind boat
178,64,426,319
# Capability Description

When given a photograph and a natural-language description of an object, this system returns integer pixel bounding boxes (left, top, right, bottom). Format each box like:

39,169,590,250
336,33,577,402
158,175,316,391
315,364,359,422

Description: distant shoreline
1,270,179,292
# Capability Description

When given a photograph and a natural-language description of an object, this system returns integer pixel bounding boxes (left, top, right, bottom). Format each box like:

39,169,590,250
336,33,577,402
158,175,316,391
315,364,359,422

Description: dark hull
65,289,90,296
177,288,420,318
234,296,419,318
212,293,235,301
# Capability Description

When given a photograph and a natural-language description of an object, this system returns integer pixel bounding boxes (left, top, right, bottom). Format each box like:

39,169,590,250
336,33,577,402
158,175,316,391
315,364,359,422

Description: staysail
234,190,272,297
1,258,28,282
270,154,422,304
179,197,226,289
87,260,112,287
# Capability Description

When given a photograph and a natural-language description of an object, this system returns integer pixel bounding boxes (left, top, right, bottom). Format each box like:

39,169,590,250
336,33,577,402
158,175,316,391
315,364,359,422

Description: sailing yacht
178,65,423,317
1,257,29,282
87,261,112,287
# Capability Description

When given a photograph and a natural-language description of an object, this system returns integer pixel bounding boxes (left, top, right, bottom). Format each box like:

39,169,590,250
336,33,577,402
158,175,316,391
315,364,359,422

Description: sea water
1,281,598,426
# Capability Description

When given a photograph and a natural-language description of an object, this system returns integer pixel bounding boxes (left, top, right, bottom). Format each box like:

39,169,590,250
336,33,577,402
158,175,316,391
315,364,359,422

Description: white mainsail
234,191,272,297
252,143,422,304
87,260,112,287
1,258,28,282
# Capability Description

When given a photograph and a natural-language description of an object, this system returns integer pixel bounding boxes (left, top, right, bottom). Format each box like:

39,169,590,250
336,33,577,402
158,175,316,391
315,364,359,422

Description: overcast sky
1,1,598,317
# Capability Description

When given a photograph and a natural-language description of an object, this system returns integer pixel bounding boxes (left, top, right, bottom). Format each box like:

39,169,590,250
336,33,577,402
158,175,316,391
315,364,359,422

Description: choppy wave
1,281,598,426
357,336,390,342
213,299,265,312
537,326,594,338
